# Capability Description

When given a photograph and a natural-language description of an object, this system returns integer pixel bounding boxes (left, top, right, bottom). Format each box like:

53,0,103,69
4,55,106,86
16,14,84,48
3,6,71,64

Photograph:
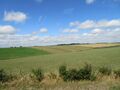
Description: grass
0,76,120,90
0,47,49,60
79,43,120,48
110,86,120,90
0,44,120,89
0,45,120,73
33,45,92,54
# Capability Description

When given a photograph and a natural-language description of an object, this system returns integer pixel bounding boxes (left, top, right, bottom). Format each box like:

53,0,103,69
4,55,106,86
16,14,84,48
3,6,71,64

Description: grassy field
0,47,49,60
0,44,120,73
0,43,120,90
78,43,120,48
33,45,92,54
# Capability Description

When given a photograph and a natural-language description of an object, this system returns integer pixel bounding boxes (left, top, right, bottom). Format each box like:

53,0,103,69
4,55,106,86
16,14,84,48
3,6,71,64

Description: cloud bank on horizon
0,0,120,47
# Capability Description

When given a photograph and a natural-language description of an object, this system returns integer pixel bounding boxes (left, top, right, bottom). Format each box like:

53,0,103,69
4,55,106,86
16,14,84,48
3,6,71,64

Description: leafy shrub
59,64,95,81
77,64,92,80
59,65,68,81
59,65,67,77
90,74,96,81
32,68,44,82
98,66,112,75
114,69,120,78
65,69,78,81
0,69,10,83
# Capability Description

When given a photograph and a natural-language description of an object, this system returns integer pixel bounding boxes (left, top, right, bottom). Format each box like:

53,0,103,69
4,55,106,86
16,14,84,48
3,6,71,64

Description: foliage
0,69,11,83
77,64,92,80
32,68,44,82
59,65,67,81
59,64,95,81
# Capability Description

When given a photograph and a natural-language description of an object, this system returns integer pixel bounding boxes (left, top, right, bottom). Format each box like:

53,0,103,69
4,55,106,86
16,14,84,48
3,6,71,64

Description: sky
0,0,120,47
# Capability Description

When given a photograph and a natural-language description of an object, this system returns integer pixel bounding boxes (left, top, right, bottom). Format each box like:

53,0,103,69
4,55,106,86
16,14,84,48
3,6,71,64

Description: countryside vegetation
0,43,120,90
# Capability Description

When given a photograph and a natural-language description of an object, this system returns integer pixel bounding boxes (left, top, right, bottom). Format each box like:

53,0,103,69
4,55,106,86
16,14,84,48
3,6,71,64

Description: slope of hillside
0,46,120,73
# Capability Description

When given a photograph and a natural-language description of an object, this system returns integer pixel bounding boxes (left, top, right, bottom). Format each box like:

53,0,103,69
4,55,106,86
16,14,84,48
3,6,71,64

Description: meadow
0,47,49,60
0,43,120,73
0,43,120,90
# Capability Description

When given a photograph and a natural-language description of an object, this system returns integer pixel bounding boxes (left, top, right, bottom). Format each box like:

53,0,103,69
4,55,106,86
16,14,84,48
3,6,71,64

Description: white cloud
79,20,95,29
63,29,79,33
0,27,120,48
83,28,106,37
86,0,95,4
83,28,120,38
0,19,120,47
70,19,120,29
31,28,48,35
91,29,105,34
70,21,80,27
0,25,16,34
39,28,48,33
4,11,27,22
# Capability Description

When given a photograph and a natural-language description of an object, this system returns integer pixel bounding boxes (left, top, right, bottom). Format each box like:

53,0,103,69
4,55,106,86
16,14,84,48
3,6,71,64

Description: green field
0,47,49,60
0,44,120,73
0,44,120,90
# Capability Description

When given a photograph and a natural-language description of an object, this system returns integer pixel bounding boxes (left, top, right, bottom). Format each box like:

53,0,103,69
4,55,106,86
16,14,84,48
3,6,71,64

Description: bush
90,74,96,81
59,65,67,77
77,64,92,80
0,69,10,83
114,69,120,78
65,69,78,81
59,65,68,81
98,66,112,75
59,64,95,81
32,68,44,82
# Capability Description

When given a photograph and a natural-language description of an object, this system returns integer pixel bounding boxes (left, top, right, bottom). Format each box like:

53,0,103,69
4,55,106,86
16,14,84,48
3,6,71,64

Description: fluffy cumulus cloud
83,28,120,41
70,19,120,29
91,29,105,34
39,28,48,33
63,28,79,33
32,28,48,35
85,0,95,4
4,11,27,22
0,25,16,34
0,19,120,47
0,30,120,47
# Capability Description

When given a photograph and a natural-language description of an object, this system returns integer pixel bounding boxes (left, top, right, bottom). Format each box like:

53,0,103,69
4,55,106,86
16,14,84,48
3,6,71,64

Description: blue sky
0,0,120,47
